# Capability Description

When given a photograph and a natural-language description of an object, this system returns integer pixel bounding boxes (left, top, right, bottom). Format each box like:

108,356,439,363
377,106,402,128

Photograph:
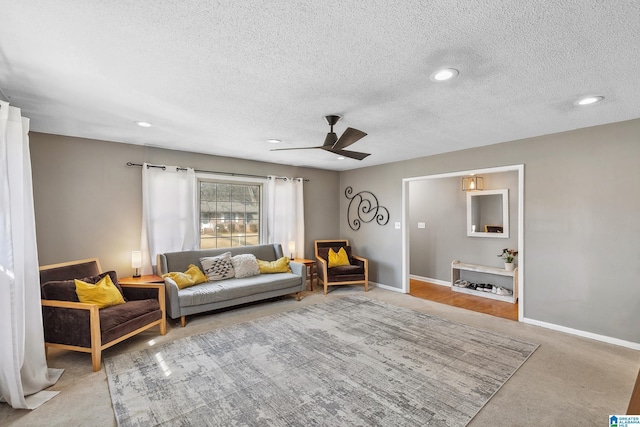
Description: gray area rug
105,296,538,426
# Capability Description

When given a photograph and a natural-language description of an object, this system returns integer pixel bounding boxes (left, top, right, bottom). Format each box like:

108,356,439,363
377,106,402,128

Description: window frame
196,173,267,249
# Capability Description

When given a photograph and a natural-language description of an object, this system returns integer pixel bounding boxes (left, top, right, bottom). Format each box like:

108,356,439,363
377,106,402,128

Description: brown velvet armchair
39,258,166,371
315,239,369,295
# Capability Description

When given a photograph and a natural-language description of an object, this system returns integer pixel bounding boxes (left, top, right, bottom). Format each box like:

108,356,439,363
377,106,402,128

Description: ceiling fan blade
322,147,370,160
270,146,324,151
332,127,367,150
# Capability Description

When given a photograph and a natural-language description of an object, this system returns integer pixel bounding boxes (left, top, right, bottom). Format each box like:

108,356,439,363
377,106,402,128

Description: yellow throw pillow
163,264,208,290
75,275,125,308
328,247,350,268
257,257,292,274
185,264,208,285
162,272,196,290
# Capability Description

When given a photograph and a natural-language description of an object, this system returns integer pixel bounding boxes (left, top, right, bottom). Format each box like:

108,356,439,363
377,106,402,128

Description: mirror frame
466,189,509,238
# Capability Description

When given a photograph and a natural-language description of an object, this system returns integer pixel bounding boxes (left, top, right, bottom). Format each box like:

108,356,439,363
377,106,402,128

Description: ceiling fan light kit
271,115,370,161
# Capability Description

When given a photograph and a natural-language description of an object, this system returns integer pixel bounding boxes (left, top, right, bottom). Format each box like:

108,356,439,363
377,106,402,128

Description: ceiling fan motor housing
324,115,341,127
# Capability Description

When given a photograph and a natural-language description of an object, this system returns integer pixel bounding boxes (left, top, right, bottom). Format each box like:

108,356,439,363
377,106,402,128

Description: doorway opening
401,165,524,321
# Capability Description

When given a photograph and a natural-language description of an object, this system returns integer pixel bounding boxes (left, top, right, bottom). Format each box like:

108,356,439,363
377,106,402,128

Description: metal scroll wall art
345,186,390,231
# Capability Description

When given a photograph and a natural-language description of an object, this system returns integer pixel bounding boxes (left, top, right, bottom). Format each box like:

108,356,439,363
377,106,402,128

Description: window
199,180,263,249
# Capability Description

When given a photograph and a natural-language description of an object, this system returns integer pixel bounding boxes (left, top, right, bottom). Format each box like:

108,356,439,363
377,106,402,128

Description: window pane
200,181,261,249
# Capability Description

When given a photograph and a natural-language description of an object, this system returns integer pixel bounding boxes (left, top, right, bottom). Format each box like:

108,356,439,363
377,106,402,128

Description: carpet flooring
105,296,538,426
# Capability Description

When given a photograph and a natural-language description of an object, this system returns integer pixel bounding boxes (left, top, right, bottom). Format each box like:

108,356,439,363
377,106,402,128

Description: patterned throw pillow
231,254,260,278
200,252,235,281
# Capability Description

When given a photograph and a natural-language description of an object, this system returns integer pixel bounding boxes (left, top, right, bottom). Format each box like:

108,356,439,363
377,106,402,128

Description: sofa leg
180,316,186,327
324,283,328,295
296,292,301,301
91,348,101,372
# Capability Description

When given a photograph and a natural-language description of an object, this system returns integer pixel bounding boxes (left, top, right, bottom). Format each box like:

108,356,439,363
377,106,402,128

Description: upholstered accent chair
314,239,369,295
39,258,166,371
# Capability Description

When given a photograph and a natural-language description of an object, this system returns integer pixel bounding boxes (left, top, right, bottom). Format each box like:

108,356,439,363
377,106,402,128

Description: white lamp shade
131,251,142,269
288,241,296,257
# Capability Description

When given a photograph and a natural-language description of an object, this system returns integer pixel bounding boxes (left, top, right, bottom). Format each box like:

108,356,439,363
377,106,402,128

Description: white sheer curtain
0,101,63,409
140,163,198,274
266,176,305,259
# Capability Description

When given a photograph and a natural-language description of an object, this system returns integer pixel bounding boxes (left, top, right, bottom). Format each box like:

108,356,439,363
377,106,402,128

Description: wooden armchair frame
314,239,369,295
40,258,166,371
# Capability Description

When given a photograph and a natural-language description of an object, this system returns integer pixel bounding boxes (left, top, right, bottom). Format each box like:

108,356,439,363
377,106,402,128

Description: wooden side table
292,258,315,291
118,274,164,285
118,274,166,334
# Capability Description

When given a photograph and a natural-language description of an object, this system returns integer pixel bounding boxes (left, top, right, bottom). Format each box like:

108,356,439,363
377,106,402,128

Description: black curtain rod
126,162,309,182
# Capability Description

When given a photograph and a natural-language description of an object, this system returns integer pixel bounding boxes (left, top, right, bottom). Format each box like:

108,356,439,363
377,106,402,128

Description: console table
451,260,518,303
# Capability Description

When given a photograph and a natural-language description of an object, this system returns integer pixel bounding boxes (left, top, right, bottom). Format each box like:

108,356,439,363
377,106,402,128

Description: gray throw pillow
231,254,260,279
200,252,235,281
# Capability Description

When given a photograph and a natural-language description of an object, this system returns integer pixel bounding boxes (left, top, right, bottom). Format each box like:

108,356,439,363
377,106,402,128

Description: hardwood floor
409,279,518,321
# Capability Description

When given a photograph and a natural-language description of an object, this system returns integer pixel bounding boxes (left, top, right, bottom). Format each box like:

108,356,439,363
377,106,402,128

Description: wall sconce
288,241,296,260
131,251,142,278
462,176,484,191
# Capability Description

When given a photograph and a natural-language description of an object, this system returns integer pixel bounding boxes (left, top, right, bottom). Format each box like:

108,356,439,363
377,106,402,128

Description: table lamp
131,251,142,278
288,241,295,260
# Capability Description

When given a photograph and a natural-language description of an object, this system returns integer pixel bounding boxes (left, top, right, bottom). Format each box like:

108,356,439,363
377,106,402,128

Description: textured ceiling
1,1,639,171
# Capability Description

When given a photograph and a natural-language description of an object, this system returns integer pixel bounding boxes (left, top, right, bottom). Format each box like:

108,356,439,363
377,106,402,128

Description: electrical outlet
394,222,401,229
418,222,426,229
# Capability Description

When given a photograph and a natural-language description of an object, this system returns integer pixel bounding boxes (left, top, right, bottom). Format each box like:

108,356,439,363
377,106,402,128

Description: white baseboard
371,282,405,293
409,275,450,287
523,317,640,350
373,280,639,349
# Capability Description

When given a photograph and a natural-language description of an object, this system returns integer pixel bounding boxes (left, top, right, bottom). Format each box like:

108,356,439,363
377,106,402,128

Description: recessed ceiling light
136,121,152,127
574,96,604,106
337,156,345,160
430,68,459,82
267,139,281,144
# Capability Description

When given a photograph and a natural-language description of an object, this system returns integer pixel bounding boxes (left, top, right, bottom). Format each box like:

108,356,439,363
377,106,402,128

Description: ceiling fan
271,115,370,160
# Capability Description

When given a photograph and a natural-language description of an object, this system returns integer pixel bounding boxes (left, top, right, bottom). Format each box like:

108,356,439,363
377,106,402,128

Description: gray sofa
157,244,305,326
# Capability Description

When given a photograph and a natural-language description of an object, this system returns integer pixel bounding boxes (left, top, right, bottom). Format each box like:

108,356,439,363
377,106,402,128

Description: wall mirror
467,189,509,238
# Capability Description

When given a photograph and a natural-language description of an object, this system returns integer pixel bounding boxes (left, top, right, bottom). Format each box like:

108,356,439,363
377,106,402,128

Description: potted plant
498,248,518,271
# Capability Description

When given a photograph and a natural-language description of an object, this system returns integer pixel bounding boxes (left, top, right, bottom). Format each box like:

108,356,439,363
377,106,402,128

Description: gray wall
30,133,340,278
409,171,519,281
30,118,640,343
340,118,640,343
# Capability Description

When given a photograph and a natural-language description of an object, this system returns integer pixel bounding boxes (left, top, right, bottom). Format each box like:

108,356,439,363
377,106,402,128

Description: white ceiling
1,1,639,171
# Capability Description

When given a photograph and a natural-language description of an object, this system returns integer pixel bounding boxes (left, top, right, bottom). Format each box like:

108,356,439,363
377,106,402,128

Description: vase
504,262,515,271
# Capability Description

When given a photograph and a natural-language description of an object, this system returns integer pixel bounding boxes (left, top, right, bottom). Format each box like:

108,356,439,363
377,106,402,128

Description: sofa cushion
42,298,161,348
177,274,300,307
100,299,161,345
231,254,260,278
200,252,235,281
327,264,364,277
